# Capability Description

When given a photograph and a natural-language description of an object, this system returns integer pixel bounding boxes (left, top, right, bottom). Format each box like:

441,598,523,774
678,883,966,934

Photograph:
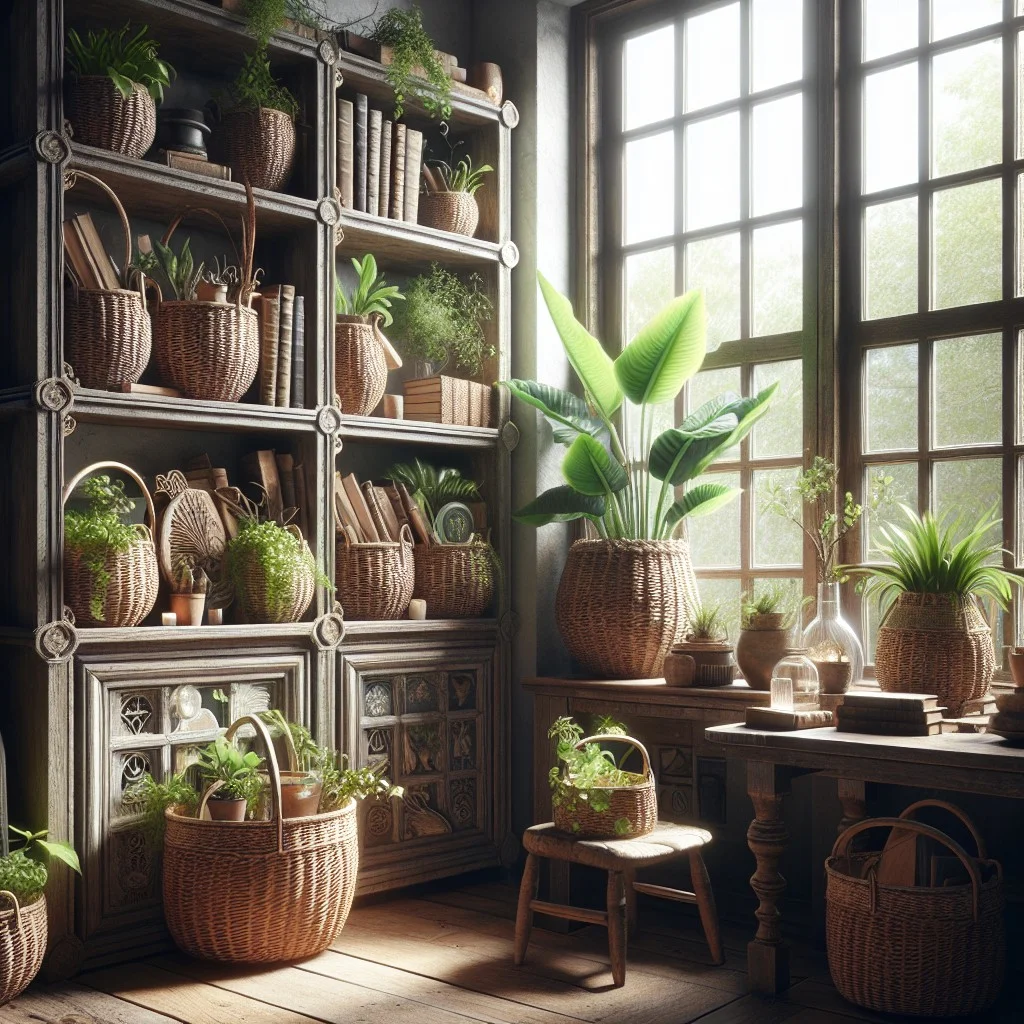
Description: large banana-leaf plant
500,273,778,541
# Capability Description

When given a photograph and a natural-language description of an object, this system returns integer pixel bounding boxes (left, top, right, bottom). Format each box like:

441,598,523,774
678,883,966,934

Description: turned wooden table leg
746,761,793,995
606,870,627,987
837,778,867,834
514,853,540,965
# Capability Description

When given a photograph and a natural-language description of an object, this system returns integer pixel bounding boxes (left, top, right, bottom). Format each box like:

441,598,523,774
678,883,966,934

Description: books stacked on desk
836,691,944,736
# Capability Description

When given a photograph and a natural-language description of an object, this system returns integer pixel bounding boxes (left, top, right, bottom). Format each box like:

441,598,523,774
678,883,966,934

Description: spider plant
687,602,727,642
66,23,175,102
426,156,493,195
335,254,404,326
385,459,480,524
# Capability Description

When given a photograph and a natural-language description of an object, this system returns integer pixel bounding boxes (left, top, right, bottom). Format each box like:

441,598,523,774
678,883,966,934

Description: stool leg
689,849,724,965
624,869,638,937
514,853,540,965
606,870,627,987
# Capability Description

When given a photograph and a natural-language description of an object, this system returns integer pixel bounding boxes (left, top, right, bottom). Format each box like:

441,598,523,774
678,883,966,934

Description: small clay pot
169,592,206,626
1009,647,1024,688
206,795,247,821
814,659,853,695
668,641,734,687
736,625,790,690
195,281,228,303
664,650,695,686
279,773,322,818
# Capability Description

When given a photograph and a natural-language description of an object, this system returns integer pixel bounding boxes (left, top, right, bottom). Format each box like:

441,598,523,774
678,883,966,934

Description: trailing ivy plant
335,253,404,324
66,23,175,102
371,6,451,120
124,772,199,845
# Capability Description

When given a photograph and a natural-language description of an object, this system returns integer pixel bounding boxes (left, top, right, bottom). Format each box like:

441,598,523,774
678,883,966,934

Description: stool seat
523,821,712,871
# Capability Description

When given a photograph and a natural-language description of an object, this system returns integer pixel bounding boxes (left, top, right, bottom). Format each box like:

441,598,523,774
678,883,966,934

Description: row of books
334,472,433,547
258,287,305,408
63,212,120,291
337,95,424,222
402,376,494,427
836,691,944,736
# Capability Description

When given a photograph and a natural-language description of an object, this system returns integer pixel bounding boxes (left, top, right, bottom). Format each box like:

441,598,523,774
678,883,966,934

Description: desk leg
837,779,867,834
746,760,792,995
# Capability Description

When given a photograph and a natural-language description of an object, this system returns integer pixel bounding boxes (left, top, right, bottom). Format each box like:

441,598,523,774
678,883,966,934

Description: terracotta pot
664,650,695,686
1008,648,1024,688
206,795,247,821
667,641,734,687
736,625,790,690
195,281,228,303
169,592,206,626
279,773,322,818
814,659,853,695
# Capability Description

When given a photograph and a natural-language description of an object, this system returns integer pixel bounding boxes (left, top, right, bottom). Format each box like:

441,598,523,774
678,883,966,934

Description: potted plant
503,274,776,678
843,506,1024,716
65,23,174,158
664,603,734,687
194,736,265,821
420,155,493,237
0,826,81,1006
371,6,453,120
735,585,801,691
169,563,208,626
334,254,404,416
126,771,198,845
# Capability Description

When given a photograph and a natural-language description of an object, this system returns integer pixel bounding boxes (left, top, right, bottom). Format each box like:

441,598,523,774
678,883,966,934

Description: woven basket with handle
825,800,1004,1017
413,542,494,619
66,76,156,158
163,714,359,962
220,107,295,192
335,316,388,416
552,733,657,839
419,192,480,237
64,171,151,390
231,524,316,624
336,524,415,620
63,461,159,628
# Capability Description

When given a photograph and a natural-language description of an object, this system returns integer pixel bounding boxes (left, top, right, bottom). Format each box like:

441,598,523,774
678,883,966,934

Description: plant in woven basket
687,602,727,642
424,155,493,196
134,237,205,301
225,47,299,118
389,264,494,375
66,23,175,102
385,459,481,524
0,827,81,906
371,6,452,120
195,736,266,815
335,254,404,325
124,772,198,844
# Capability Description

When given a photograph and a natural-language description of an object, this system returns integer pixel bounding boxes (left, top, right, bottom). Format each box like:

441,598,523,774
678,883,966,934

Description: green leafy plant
125,772,198,844
134,237,204,301
687,602,727,642
371,6,452,120
842,505,1024,613
195,736,265,813
335,254,404,325
428,156,493,196
66,23,175,102
226,48,298,118
502,274,778,540
385,459,481,524
740,584,805,629
64,474,148,621
389,263,494,375
0,827,81,905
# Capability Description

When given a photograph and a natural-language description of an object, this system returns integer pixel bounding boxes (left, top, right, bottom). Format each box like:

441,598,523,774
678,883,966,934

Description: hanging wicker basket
826,801,1004,1017
552,733,657,839
419,192,480,237
556,538,700,679
163,714,359,962
336,524,415,620
875,592,995,716
220,107,295,192
64,171,151,390
231,524,316,624
66,76,156,158
63,461,159,628
335,315,388,416
412,542,495,619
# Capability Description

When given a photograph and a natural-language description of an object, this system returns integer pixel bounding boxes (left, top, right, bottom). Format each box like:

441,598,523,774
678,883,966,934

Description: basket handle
573,734,653,782
0,891,22,932
831,817,983,922
196,778,228,819
0,730,8,858
62,169,133,290
62,461,156,537
223,714,285,854
897,799,988,860
399,523,414,548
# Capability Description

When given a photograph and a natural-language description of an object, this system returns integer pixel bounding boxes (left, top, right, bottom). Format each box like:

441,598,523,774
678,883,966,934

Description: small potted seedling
664,603,734,687
195,736,265,821
169,564,208,626
736,586,802,691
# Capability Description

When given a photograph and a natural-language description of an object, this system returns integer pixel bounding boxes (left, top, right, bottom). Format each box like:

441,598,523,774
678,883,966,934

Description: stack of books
257,286,305,408
337,94,423,224
334,472,433,546
63,212,120,290
158,149,231,181
836,691,944,736
402,376,494,427
242,449,309,542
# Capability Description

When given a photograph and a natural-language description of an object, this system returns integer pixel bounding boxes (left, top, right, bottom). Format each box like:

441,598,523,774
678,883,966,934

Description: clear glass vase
802,582,864,693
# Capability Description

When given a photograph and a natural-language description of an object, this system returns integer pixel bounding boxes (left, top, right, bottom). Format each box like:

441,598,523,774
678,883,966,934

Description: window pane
932,0,1001,41
864,197,918,319
685,3,740,112
624,26,675,130
752,94,803,216
752,220,803,336
751,0,803,92
863,462,918,558
685,233,740,350
689,471,741,568
686,112,740,230
1018,33,1024,160
865,345,918,452
754,467,803,567
933,333,1002,447
932,40,1001,178
933,458,1002,551
863,0,917,60
689,367,742,461
624,132,675,244
752,359,802,458
693,577,742,645
932,179,1001,308
864,63,918,193
625,247,675,341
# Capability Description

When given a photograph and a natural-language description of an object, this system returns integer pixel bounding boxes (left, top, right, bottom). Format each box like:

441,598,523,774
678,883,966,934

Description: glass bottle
802,581,864,694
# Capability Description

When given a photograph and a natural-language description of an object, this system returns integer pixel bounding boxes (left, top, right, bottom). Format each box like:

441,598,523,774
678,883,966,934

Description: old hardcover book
382,484,411,535
74,213,120,289
836,705,945,725
259,287,281,406
342,473,380,542
354,93,368,212
275,284,296,408
403,128,423,223
290,295,305,408
276,452,296,513
837,719,942,737
395,482,433,545
242,449,283,524
337,99,354,209
390,123,407,220
162,150,231,180
378,119,393,218
842,691,940,711
62,220,102,290
744,707,833,731
333,472,361,543
293,462,308,542
366,108,382,215
362,482,400,542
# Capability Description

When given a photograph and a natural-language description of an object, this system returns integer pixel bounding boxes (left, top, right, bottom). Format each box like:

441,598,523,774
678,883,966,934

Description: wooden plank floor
4,881,1019,1023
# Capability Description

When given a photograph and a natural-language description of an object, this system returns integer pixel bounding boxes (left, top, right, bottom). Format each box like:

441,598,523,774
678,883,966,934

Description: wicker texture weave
66,76,156,158
413,543,494,619
825,802,1004,1017
221,107,295,192
163,715,359,962
552,734,657,840
335,318,387,416
0,894,47,1006
336,526,414,620
556,539,700,679
419,192,480,237
875,592,994,716
67,288,151,389
232,529,315,624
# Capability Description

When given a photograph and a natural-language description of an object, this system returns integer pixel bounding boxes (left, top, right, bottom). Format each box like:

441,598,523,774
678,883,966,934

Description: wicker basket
552,733,657,839
231,525,316,623
556,538,700,679
64,170,151,390
163,715,359,962
335,316,388,416
413,542,495,619
826,801,1004,1017
63,461,159,628
419,192,480,236
336,524,415,620
66,76,156,158
875,592,995,716
220,107,295,191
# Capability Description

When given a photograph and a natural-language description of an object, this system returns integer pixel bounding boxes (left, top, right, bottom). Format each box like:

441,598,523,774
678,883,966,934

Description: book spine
378,120,393,218
837,705,943,723
354,94,368,212
390,123,407,220
164,151,232,180
837,720,940,736
76,213,119,290
366,108,382,216
290,295,305,408
293,463,309,542
276,453,296,512
337,99,354,209
275,285,296,408
62,221,99,290
259,290,281,406
403,129,423,224
842,695,939,711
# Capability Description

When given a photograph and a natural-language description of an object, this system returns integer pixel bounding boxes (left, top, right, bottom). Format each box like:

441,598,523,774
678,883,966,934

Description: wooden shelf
338,209,502,267
73,621,316,646
344,618,499,641
337,414,499,450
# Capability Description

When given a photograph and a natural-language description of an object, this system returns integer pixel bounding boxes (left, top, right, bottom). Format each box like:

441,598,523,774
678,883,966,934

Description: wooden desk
705,724,1024,995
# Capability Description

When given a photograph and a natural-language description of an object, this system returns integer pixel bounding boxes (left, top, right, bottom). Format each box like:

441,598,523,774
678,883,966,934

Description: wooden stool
514,821,724,987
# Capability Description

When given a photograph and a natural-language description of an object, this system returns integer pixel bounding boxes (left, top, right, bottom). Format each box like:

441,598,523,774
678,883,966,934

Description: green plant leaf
35,839,82,875
538,272,622,419
613,290,706,406
106,66,135,98
513,486,606,525
562,435,628,496
649,421,735,485
664,482,740,529
688,384,778,477
498,379,604,444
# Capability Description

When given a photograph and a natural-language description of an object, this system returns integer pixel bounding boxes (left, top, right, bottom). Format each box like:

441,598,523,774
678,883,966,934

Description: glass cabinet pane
685,112,740,230
864,62,918,193
752,94,803,216
685,233,740,349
